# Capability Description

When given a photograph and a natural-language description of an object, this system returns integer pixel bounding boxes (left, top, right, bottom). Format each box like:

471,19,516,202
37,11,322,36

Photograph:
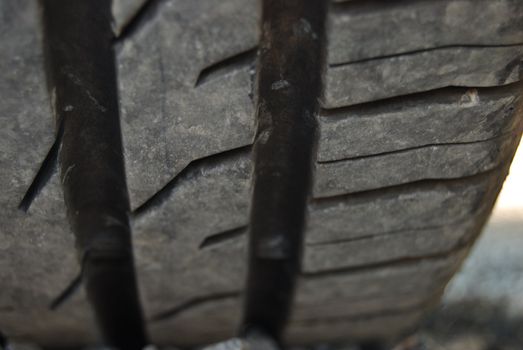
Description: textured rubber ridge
0,0,522,347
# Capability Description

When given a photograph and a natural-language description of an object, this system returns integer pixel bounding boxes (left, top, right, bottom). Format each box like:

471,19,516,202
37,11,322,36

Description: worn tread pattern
325,45,523,107
116,0,258,207
328,0,523,64
318,84,522,161
1,0,522,347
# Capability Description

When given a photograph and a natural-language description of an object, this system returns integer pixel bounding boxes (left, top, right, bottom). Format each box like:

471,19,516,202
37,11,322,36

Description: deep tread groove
18,119,64,212
199,225,248,249
329,43,523,67
152,292,241,322
133,145,251,217
195,48,257,87
243,0,328,341
41,1,148,349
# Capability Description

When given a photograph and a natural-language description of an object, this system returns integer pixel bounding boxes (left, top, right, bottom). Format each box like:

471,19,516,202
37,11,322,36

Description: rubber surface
0,0,522,347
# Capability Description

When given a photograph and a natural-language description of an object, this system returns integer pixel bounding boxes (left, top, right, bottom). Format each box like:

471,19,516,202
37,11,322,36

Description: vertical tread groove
41,1,148,349
242,0,328,342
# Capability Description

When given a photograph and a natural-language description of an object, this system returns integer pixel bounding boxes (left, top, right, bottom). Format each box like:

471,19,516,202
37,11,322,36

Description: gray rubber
1,0,522,348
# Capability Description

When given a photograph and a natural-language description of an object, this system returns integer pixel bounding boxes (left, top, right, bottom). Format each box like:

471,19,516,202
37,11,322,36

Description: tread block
132,150,251,315
285,309,424,344
299,249,465,300
111,0,148,35
315,134,517,197
0,0,54,211
325,46,523,107
1,176,97,347
328,0,523,64
318,85,522,161
117,0,258,207
307,171,503,244
303,220,476,272
0,0,95,346
291,294,435,324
